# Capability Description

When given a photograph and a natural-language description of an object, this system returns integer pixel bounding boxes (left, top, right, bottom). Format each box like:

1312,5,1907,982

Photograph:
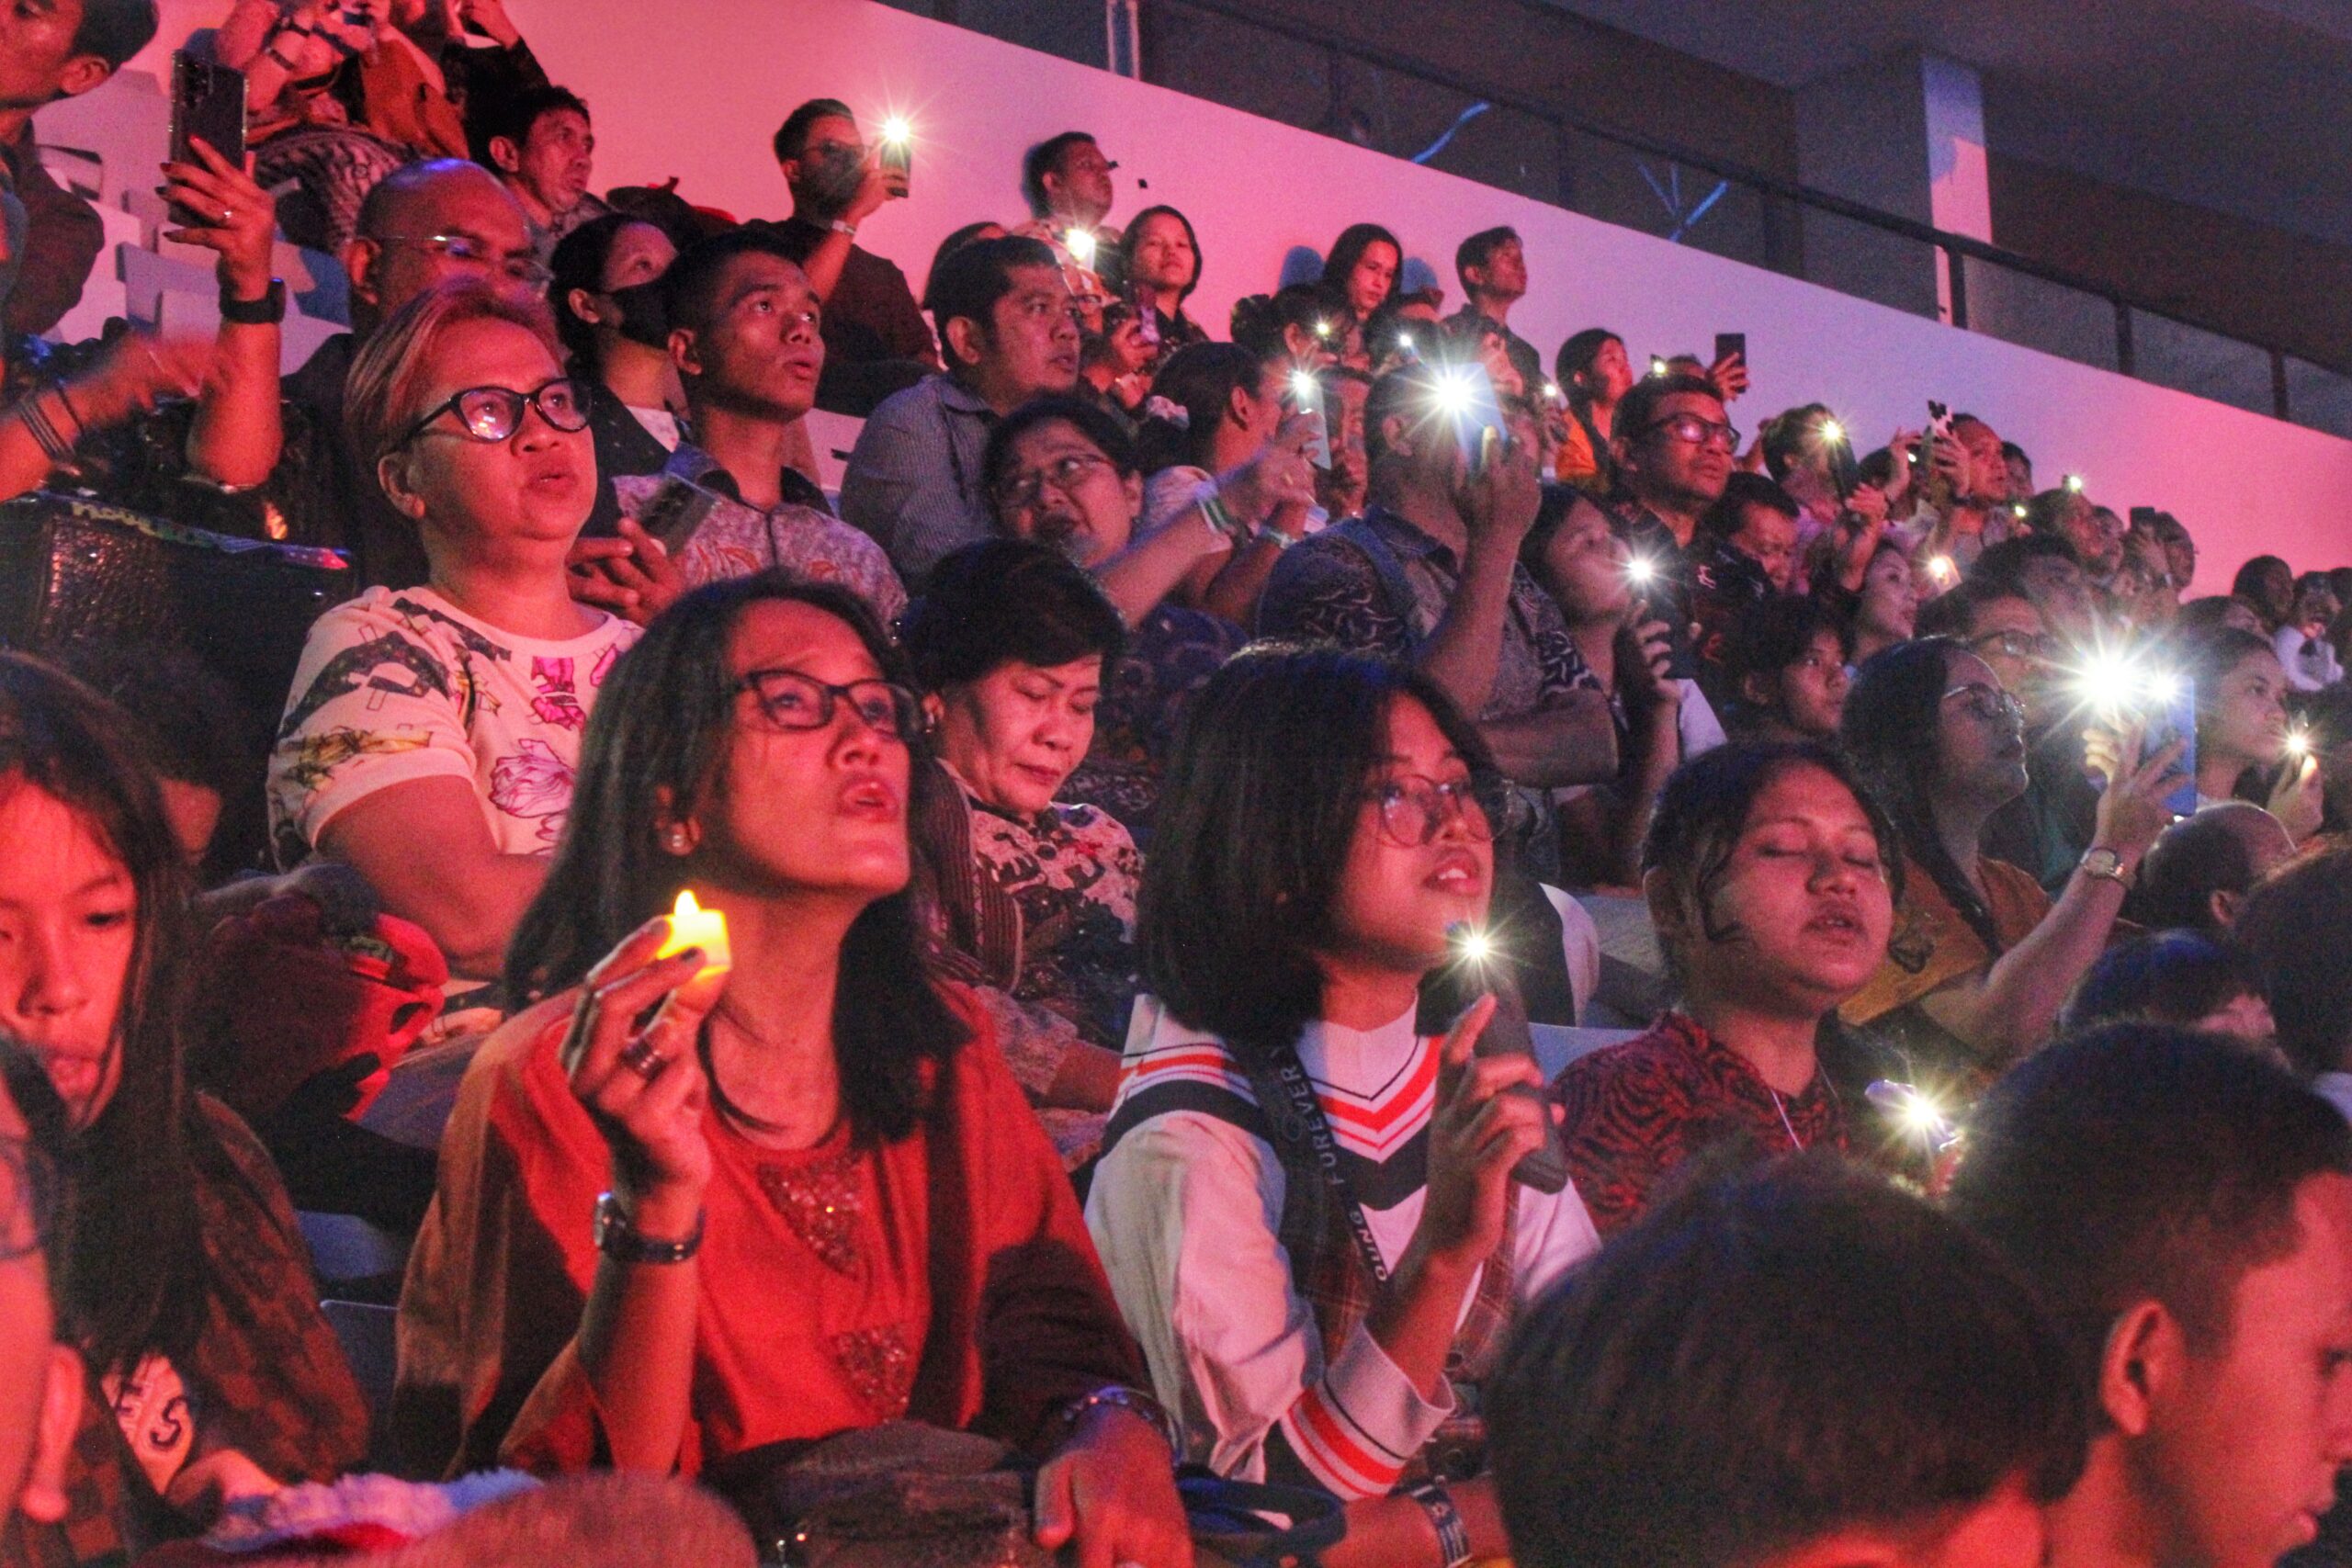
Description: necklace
1770,1089,1804,1152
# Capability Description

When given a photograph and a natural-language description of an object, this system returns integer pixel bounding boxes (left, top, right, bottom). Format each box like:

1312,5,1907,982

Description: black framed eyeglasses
391,378,591,454
734,669,922,740
1367,773,1519,848
1642,413,1741,453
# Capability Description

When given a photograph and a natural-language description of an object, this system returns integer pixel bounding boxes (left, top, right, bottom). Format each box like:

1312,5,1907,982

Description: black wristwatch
593,1191,705,1264
220,278,287,326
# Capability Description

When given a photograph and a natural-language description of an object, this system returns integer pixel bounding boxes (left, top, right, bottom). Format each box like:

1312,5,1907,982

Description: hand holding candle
658,889,732,975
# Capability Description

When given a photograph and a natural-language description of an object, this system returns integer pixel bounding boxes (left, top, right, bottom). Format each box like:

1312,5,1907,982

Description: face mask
798,143,865,216
607,278,671,350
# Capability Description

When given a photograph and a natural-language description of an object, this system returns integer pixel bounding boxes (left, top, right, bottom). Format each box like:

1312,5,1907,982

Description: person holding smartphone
765,96,939,414
1088,643,1601,1566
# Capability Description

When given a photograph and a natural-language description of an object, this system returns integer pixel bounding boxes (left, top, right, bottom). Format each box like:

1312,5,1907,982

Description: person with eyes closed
393,574,1190,1568
1087,643,1600,1568
1548,741,1900,1237
899,540,1137,1151
1838,639,2179,1087
0,656,368,1567
270,278,635,986
590,230,903,629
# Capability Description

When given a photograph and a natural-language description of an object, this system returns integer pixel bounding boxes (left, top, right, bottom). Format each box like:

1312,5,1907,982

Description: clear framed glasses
1644,413,1741,453
991,451,1112,512
1367,773,1517,848
735,669,922,741
1968,629,2062,664
1942,682,2026,724
392,378,591,452
375,231,554,289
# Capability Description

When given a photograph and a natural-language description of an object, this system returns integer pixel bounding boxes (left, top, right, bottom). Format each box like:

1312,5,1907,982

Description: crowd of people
3,2,2352,1565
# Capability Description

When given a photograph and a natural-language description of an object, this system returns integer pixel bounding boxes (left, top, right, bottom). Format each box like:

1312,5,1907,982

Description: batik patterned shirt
267,586,639,867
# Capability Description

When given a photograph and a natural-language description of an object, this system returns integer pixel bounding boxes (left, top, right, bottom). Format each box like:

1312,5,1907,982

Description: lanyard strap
1265,1046,1393,1285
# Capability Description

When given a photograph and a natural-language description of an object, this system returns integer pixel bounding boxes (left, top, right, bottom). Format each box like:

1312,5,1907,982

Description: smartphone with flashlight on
876,120,912,197
1287,369,1332,470
2139,678,2199,818
1449,361,1509,479
1419,923,1571,1195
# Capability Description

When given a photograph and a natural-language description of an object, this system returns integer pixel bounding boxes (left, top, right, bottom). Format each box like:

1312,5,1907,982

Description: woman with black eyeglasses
1838,638,2179,1086
268,277,629,984
1087,643,1600,1567
396,572,1190,1567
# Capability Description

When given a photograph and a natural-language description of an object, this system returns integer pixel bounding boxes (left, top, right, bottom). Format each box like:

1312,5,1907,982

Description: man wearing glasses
1559,371,1736,682
270,158,543,589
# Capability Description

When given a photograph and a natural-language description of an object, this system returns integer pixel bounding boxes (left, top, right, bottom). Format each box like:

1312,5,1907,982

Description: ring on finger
617,1037,668,1080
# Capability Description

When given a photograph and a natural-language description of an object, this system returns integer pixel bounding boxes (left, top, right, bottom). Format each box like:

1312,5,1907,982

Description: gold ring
617,1038,666,1080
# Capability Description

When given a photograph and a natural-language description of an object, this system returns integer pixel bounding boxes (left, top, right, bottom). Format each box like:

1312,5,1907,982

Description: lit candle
658,889,732,973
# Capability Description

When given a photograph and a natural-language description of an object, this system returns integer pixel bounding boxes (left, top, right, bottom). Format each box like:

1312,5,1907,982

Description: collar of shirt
1658,1010,1837,1122
1359,505,1460,573
934,374,1000,420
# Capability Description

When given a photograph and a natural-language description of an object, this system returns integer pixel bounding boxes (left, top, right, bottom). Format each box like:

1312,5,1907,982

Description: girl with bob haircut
270,278,636,983
1550,741,1902,1236
1088,642,1601,1567
0,655,367,1562
394,574,1187,1567
1114,205,1209,365
1837,638,2176,1079
2182,625,2323,840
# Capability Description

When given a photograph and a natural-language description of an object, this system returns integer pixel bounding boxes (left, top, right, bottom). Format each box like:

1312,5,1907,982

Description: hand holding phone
1419,925,1570,1195
167,53,246,229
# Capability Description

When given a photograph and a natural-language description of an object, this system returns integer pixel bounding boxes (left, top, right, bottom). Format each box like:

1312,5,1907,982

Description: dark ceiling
1535,0,2352,250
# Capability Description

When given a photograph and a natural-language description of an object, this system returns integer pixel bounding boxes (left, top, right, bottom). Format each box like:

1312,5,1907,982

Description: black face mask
797,143,865,216
607,278,671,350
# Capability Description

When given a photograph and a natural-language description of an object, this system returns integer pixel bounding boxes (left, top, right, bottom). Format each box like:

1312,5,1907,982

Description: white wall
154,0,2352,589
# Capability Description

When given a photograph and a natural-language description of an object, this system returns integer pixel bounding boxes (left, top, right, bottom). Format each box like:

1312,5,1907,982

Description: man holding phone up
764,97,938,414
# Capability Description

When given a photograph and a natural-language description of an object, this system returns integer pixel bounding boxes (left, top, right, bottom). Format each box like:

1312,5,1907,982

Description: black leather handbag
0,489,351,729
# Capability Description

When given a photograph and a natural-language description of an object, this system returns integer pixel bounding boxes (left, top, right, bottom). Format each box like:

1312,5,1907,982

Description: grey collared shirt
838,373,1000,585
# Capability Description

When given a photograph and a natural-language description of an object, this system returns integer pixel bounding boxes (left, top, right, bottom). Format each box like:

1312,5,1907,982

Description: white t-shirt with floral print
267,586,639,866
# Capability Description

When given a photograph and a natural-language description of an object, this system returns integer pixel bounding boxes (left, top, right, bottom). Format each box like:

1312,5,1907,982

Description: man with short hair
1442,227,1539,394
0,0,156,334
2003,440,2034,502
1921,412,2015,572
1561,370,1735,677
1492,1156,2085,1568
1946,1026,2352,1568
481,85,609,261
765,97,938,414
2135,803,2297,937
1687,471,1798,681
840,234,1080,582
1971,534,2098,644
590,231,903,626
1261,359,1616,797
273,158,545,586
1020,130,1119,243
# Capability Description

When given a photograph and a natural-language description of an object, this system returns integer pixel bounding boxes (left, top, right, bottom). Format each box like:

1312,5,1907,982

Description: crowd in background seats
4,2,2352,1566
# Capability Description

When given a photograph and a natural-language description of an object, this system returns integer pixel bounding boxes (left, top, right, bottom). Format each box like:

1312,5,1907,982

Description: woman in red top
1551,741,1901,1236
392,573,1189,1568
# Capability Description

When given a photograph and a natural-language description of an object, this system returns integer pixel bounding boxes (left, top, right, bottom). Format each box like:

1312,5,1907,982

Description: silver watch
2080,846,2128,885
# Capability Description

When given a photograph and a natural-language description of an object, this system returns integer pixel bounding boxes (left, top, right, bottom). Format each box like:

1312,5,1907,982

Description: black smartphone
1713,332,1746,373
168,51,246,226
635,473,723,557
1419,925,1570,1195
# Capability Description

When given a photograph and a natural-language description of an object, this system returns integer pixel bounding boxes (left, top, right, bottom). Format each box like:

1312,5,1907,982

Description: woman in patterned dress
392,573,1189,1568
901,541,1141,1157
1549,741,1901,1238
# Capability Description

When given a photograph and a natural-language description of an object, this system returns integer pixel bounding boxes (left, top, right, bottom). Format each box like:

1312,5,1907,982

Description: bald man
277,159,543,587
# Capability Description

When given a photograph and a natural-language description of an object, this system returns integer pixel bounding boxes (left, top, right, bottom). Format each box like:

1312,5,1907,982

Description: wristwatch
2080,846,2129,886
220,279,287,325
593,1191,705,1264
